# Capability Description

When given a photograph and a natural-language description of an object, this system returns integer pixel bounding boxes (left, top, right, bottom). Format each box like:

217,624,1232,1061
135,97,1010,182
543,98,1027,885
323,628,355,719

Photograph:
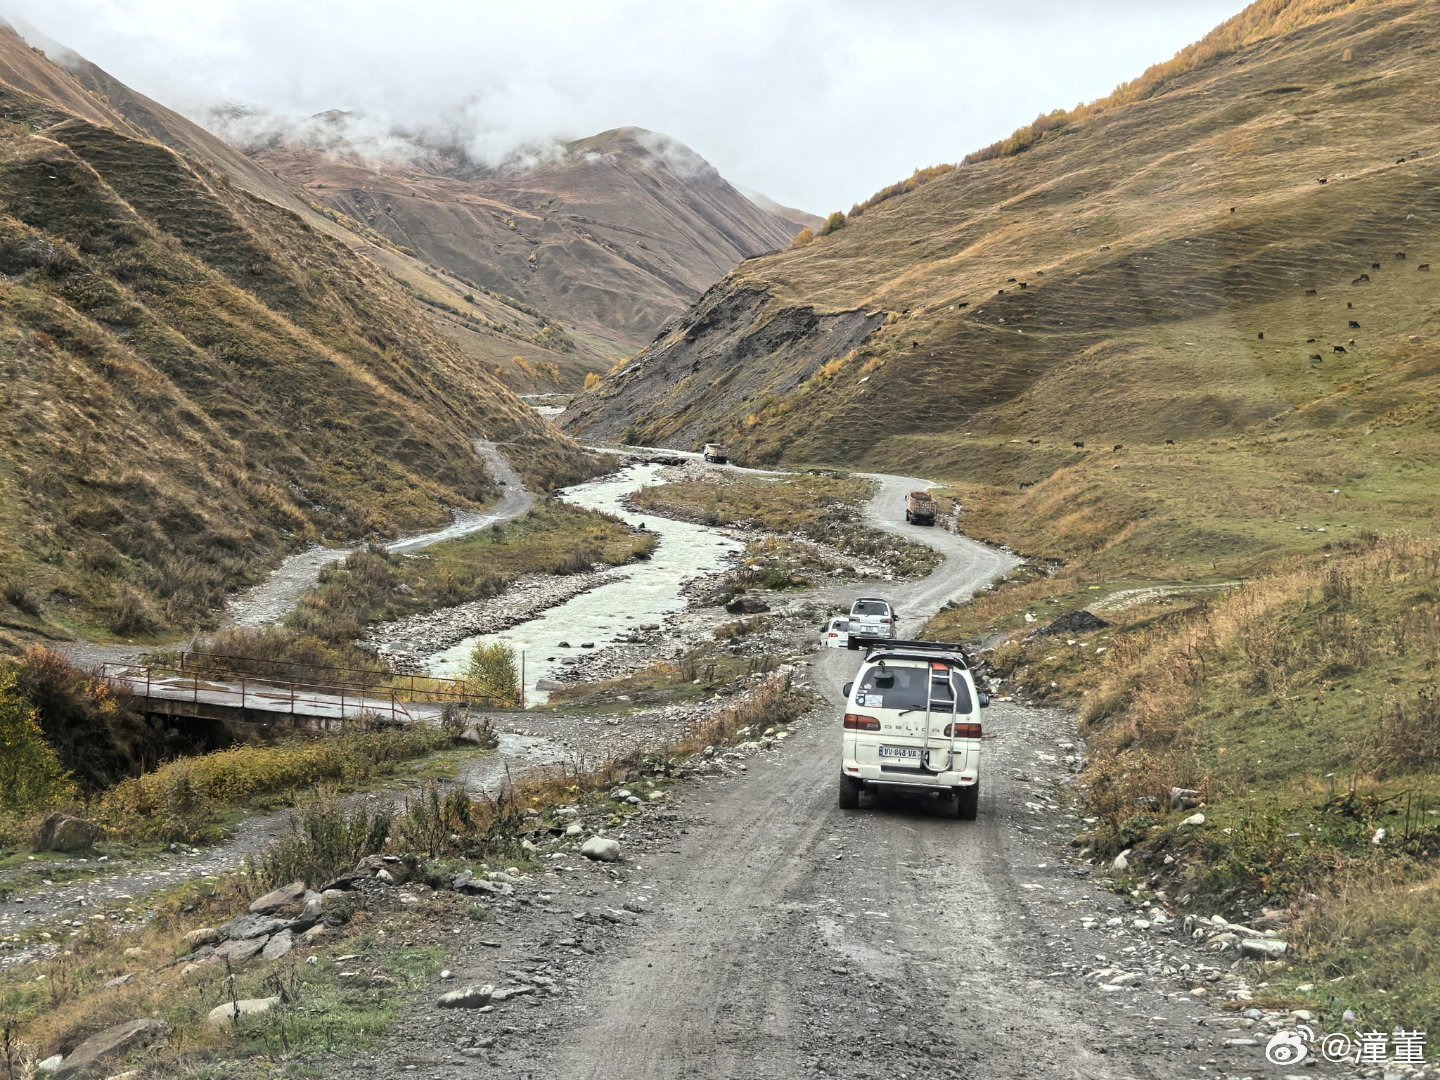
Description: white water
425,464,743,705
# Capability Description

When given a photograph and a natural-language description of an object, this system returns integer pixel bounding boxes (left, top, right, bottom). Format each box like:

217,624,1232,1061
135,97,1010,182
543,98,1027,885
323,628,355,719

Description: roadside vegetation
0,670,807,1076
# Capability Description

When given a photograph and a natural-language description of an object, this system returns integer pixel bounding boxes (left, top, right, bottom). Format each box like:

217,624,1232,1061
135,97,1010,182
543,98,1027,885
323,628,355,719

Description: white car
838,639,988,819
820,617,851,648
846,597,897,646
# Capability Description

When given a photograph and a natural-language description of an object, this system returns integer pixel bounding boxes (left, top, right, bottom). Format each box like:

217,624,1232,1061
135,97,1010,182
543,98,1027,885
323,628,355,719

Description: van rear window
856,665,972,713
852,601,890,616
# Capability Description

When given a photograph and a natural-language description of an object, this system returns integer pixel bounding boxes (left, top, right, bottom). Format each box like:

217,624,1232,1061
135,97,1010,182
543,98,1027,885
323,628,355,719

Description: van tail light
944,723,982,739
843,713,881,731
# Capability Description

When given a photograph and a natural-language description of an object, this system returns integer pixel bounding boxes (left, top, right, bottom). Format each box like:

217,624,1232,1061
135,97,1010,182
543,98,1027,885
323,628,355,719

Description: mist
7,0,1247,212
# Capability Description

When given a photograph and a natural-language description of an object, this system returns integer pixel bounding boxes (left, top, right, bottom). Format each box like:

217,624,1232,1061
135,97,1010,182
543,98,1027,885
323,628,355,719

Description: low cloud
3,0,1246,211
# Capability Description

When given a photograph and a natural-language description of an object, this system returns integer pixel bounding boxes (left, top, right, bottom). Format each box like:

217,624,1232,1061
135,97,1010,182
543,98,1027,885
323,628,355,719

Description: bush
790,227,814,249
0,669,76,813
108,587,157,636
583,372,603,390
820,211,845,237
2,579,40,617
466,642,522,707
245,795,394,891
99,727,449,843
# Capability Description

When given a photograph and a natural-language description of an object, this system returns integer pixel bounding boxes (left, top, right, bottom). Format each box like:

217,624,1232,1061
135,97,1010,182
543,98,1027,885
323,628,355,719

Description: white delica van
838,639,989,819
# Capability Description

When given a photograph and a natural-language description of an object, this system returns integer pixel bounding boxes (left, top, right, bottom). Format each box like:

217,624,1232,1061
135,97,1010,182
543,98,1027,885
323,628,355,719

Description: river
424,463,742,705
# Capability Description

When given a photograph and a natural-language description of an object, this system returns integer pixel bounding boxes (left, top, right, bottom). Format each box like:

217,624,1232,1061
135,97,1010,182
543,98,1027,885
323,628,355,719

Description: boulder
180,927,221,951
724,597,770,615
219,913,288,941
37,813,102,853
260,929,294,961
580,837,621,863
206,997,280,1028
54,1018,170,1079
210,937,265,966
248,881,306,914
437,983,494,1009
1239,937,1288,959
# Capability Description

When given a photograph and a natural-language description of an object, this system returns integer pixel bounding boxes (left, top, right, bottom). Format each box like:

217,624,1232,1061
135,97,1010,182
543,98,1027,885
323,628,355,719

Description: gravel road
320,471,1305,1080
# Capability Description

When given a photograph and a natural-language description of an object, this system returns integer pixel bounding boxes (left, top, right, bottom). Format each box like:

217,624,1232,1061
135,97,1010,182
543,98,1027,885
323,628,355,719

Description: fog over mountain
6,0,1243,211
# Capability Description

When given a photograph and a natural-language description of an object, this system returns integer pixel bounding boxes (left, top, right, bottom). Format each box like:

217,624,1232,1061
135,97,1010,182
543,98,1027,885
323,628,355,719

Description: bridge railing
174,651,477,705
97,662,419,726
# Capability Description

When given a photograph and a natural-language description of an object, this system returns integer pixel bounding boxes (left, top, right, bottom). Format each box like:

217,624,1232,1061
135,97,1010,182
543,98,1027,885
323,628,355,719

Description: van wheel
839,774,862,810
955,783,979,820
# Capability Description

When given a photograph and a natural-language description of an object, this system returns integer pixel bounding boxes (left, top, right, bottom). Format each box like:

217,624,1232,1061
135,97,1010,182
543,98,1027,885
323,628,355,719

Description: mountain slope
0,79,589,642
244,123,806,357
565,0,1440,481
0,28,608,395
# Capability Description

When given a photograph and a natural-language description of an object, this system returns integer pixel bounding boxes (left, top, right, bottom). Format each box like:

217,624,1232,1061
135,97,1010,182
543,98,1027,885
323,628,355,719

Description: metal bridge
96,653,481,732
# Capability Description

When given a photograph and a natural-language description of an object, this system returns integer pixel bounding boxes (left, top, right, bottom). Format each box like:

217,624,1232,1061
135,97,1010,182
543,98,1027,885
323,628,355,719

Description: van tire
839,774,862,810
955,783,979,820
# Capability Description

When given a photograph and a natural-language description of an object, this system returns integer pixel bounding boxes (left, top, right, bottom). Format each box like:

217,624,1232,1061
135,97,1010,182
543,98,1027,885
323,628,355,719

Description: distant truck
703,443,729,464
905,490,937,526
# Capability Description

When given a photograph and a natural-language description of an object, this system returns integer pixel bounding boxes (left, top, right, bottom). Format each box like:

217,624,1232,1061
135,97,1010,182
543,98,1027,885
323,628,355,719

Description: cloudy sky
8,0,1247,212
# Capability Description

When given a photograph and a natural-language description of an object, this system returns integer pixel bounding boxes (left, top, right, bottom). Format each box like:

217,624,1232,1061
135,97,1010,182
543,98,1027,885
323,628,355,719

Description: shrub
0,669,76,813
2,580,40,617
583,372,603,390
108,587,157,636
245,795,394,890
466,641,522,707
820,211,846,237
790,227,814,249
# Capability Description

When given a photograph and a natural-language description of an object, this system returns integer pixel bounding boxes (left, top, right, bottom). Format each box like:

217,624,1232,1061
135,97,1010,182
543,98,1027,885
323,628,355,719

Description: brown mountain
0,25,590,641
240,120,808,359
564,0,1440,476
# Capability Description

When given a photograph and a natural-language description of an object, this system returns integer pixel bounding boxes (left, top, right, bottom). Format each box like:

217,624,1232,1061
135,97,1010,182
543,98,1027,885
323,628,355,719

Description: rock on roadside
53,1018,169,1079
438,984,494,1009
579,836,621,863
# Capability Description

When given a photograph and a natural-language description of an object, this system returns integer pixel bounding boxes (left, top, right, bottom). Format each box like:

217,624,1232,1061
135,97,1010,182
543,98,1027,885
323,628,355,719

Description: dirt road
355,472,1272,1080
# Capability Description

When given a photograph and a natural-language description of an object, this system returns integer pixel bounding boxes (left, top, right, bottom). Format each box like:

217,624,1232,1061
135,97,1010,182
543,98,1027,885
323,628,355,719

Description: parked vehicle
905,490,937,525
838,638,989,818
820,617,850,648
702,442,729,464
847,597,897,645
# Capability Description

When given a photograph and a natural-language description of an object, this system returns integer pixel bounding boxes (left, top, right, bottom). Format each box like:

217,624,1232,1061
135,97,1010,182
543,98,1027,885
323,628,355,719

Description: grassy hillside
567,0,1438,525
0,88,589,645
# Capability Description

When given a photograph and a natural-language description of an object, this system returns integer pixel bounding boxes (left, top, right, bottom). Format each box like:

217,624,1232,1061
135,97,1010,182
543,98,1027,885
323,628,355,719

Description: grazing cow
1420,264,1432,271
1165,439,1175,445
1352,274,1370,284
1230,207,1236,214
997,289,1006,294
1347,302,1353,308
1334,345,1347,354
1019,481,1035,489
1100,245,1111,251
1112,444,1123,452
1371,262,1381,270
1399,157,1408,164
1307,338,1317,343
1349,320,1361,329
1019,282,1028,289
1349,339,1357,346
1258,332,1264,340
1036,270,1045,276
1305,288,1318,296
911,341,919,349
958,301,969,308
1396,253,1407,260
1073,441,1085,449
1027,438,1040,445
1310,354,1323,361
1317,177,1328,184
1008,277,1017,283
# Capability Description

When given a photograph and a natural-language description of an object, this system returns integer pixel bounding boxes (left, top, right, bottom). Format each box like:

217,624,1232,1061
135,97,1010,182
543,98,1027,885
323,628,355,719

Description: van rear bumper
843,760,976,789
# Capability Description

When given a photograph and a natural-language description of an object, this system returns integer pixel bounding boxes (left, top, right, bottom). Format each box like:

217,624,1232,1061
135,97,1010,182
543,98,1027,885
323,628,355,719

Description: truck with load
702,443,729,464
905,490,937,525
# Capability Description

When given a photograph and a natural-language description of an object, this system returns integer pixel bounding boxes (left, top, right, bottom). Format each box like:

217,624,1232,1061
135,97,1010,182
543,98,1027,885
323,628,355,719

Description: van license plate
877,746,922,760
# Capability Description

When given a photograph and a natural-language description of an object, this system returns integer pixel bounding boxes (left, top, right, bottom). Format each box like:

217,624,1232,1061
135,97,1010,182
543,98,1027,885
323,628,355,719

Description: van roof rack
850,637,971,668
